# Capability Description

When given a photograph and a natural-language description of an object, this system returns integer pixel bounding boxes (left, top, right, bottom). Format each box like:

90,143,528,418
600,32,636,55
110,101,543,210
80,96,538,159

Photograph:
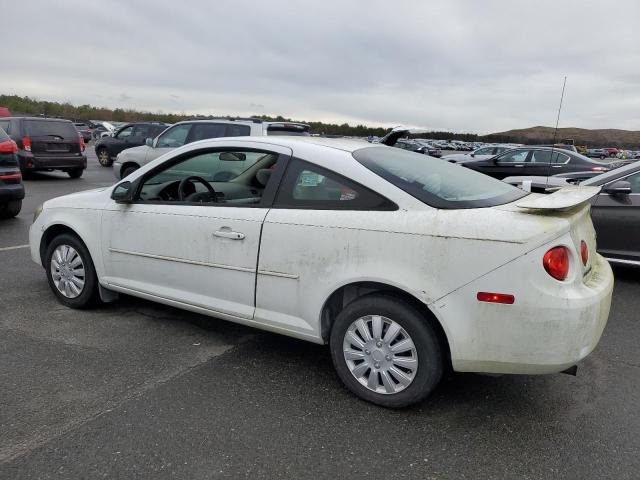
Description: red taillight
0,172,21,180
22,136,31,151
477,292,515,304
79,134,85,151
543,246,570,281
580,240,588,266
0,139,17,153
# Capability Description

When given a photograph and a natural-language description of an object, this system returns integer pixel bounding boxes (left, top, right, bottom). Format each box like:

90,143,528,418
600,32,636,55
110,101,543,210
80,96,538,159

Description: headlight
33,203,44,223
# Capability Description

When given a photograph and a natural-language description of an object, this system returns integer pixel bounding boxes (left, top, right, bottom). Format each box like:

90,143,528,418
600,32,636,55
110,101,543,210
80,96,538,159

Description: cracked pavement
0,150,638,479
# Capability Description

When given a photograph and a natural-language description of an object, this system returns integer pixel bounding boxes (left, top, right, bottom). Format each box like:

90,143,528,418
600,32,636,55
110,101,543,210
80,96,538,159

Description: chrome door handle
514,164,524,167
214,229,245,240
551,165,562,168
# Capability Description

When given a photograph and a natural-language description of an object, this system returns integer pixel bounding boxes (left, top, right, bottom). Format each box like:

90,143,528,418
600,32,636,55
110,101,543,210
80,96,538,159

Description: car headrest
256,169,272,187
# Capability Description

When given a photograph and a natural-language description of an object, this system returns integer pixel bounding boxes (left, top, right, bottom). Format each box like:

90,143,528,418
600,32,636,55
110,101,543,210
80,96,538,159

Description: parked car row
108,118,310,179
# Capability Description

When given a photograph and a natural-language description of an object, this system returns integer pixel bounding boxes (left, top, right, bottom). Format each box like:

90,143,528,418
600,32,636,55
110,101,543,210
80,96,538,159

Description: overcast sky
3,0,639,133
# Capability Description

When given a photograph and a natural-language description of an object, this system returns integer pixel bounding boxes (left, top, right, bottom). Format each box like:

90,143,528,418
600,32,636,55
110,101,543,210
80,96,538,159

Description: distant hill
487,126,640,148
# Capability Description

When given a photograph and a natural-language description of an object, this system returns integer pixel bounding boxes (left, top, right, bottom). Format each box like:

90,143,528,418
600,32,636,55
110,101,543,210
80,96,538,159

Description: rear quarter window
26,120,78,138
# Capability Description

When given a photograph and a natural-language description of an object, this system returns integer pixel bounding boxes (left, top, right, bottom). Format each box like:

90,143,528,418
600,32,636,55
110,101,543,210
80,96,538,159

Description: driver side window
497,150,529,163
116,126,133,139
156,124,191,148
137,149,279,205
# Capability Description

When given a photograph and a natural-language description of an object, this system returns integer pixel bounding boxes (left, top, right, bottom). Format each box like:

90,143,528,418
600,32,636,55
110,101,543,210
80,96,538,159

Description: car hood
118,144,151,160
44,187,110,209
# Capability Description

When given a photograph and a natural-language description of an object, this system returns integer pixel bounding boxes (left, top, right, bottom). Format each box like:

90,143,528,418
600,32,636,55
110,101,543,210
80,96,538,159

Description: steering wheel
178,176,217,202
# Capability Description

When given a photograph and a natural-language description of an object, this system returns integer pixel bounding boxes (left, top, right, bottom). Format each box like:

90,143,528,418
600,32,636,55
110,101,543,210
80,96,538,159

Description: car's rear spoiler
380,126,431,146
515,186,601,211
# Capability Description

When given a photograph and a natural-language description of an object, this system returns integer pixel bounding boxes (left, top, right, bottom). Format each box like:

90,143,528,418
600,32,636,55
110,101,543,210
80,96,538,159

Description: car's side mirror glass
111,181,134,203
603,180,632,195
145,137,153,147
470,153,475,157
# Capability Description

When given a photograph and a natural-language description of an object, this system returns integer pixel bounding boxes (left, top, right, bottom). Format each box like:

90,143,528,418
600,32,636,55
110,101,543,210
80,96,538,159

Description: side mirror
470,153,475,157
145,137,153,147
603,180,632,195
111,181,135,203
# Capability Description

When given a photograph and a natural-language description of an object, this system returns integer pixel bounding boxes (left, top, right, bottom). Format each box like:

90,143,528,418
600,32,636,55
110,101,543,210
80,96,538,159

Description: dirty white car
29,137,613,407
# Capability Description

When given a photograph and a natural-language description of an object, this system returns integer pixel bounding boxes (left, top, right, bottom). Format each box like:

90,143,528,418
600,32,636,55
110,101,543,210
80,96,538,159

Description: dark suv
94,122,169,166
0,117,87,178
0,126,24,218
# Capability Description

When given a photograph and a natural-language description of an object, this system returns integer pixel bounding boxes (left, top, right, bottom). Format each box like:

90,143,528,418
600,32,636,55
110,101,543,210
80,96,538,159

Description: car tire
329,294,443,408
600,155,605,159
0,200,22,218
97,147,112,166
67,168,83,179
44,233,100,309
121,165,138,178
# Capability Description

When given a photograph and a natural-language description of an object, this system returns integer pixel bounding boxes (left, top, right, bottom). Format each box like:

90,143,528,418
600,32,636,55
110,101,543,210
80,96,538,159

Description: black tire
67,168,83,179
97,147,112,166
121,165,138,178
0,200,22,218
329,294,443,408
44,233,100,309
600,155,606,159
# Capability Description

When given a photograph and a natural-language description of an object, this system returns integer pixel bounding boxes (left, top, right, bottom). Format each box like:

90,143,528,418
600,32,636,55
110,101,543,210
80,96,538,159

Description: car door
101,142,292,319
109,125,134,156
470,149,530,178
526,149,569,177
255,158,397,339
591,171,640,262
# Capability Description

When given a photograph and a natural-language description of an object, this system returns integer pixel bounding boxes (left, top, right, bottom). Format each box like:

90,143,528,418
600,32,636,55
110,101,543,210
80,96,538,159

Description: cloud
2,0,639,133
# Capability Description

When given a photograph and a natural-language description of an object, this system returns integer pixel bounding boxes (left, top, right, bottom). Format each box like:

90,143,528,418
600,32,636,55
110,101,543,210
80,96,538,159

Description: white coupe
30,136,613,407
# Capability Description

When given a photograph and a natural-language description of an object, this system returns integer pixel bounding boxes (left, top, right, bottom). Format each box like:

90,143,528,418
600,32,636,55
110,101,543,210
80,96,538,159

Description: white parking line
0,244,29,252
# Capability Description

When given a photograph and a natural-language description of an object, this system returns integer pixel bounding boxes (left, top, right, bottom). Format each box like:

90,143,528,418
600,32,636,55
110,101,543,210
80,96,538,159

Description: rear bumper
434,246,613,375
0,183,25,201
18,152,87,171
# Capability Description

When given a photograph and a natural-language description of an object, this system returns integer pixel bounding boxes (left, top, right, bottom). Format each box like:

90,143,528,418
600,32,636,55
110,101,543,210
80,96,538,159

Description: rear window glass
0,126,9,141
26,120,78,138
267,124,310,136
353,146,527,209
0,120,10,133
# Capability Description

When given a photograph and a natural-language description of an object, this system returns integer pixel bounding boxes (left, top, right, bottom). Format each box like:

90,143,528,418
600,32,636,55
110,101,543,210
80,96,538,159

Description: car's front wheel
330,294,443,408
45,233,100,309
97,147,112,166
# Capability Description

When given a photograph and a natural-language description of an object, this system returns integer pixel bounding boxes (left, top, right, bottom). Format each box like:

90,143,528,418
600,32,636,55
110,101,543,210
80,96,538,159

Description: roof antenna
545,76,567,189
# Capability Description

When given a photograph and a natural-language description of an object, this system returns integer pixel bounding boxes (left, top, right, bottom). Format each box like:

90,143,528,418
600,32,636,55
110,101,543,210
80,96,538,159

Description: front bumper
433,246,613,375
112,160,122,179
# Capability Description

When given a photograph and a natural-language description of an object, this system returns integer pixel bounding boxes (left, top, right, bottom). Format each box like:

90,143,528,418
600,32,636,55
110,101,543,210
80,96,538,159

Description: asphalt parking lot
1,147,639,479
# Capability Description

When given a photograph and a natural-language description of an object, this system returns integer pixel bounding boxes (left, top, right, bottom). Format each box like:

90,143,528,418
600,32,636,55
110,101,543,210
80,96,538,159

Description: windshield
353,146,527,209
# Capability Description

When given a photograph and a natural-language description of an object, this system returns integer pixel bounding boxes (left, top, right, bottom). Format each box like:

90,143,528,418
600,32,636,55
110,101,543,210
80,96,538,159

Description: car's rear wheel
45,233,100,309
121,165,138,178
97,148,112,166
0,200,22,218
67,168,83,179
330,294,443,408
